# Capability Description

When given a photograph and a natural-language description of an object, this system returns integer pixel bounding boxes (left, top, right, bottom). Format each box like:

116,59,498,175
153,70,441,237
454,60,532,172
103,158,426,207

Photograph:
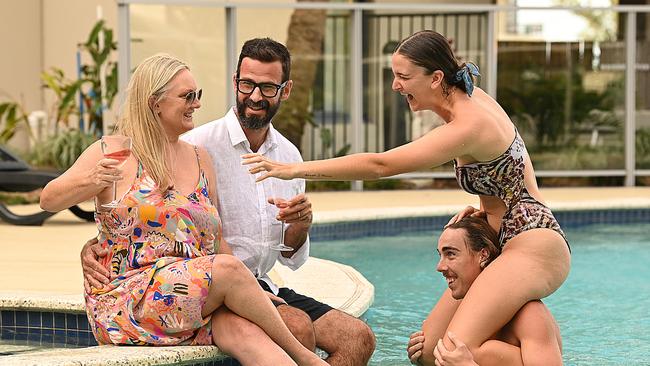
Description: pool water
0,340,81,356
311,223,650,366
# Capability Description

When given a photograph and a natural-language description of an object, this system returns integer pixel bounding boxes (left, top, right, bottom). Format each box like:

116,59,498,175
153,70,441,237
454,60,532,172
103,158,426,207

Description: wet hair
394,30,474,95
445,216,501,266
236,38,291,82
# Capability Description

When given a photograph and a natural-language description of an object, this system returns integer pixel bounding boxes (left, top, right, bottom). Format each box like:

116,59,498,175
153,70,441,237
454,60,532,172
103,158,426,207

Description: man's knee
347,318,375,358
314,310,375,364
277,305,316,351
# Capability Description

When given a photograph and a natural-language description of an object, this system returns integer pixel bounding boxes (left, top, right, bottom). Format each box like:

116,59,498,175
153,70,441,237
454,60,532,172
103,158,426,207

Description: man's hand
407,331,425,365
433,332,478,366
81,237,110,294
265,291,287,305
269,193,312,226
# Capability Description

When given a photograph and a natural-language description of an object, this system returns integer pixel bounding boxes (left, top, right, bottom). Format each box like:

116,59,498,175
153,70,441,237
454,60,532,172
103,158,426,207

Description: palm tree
274,0,328,151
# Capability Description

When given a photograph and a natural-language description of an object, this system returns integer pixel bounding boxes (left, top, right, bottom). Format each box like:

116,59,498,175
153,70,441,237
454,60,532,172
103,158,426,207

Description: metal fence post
625,11,637,186
486,9,497,97
117,1,130,107
225,6,237,109
350,8,364,191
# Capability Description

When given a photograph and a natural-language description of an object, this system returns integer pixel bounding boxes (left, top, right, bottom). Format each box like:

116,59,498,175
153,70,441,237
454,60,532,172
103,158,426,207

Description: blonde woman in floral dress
41,53,327,366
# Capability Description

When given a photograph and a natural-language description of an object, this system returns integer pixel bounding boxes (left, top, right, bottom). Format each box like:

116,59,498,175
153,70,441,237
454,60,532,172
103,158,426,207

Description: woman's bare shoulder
188,144,216,175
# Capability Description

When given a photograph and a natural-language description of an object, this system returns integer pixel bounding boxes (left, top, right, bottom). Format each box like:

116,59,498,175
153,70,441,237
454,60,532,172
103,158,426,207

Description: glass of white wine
269,181,300,252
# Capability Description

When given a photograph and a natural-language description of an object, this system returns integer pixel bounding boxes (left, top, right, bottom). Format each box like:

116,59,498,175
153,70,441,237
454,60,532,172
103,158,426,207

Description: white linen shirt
181,107,309,294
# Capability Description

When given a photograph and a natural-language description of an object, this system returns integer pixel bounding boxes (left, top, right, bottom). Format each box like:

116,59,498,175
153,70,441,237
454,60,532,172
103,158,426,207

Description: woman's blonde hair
115,53,188,190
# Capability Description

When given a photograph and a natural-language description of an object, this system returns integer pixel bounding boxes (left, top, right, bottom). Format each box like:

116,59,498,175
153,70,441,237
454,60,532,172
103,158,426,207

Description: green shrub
636,128,650,168
30,129,96,170
529,145,624,170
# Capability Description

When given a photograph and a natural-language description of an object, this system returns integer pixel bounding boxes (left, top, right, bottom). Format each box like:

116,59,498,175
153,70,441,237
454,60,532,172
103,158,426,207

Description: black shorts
258,280,333,322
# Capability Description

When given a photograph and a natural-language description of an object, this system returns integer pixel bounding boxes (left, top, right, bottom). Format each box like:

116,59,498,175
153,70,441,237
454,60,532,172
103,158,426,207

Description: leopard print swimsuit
454,128,568,248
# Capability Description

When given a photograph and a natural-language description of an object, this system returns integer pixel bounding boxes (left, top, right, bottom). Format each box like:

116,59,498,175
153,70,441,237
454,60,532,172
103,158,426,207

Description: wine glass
100,135,132,209
269,181,301,252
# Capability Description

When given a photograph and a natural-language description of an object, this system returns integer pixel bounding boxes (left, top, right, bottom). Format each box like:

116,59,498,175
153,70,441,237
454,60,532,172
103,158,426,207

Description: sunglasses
181,89,202,104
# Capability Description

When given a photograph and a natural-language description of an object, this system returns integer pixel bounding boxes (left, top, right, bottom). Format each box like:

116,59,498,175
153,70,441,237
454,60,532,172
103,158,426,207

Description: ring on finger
298,211,301,218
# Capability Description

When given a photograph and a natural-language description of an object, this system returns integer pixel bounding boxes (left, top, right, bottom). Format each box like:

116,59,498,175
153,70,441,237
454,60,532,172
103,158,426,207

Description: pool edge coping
312,197,650,223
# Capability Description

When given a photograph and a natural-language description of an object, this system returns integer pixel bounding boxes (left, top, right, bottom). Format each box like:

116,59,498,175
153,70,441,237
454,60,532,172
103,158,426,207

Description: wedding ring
298,211,301,218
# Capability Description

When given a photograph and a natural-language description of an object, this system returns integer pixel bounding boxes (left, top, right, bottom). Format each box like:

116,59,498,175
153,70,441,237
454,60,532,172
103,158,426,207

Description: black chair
0,146,94,225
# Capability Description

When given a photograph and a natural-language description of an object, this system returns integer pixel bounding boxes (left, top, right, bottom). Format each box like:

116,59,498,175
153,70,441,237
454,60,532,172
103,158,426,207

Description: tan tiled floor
1,187,649,294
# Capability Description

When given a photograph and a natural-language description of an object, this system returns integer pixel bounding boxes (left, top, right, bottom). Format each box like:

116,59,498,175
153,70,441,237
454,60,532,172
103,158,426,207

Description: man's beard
236,97,281,130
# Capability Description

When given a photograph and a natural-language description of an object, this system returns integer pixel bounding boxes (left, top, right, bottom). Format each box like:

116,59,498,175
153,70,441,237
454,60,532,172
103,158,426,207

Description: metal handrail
117,1,650,12
116,2,650,189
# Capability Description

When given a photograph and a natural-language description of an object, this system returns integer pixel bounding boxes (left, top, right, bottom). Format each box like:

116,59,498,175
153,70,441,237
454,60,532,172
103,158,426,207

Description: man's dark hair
445,216,501,266
236,38,291,82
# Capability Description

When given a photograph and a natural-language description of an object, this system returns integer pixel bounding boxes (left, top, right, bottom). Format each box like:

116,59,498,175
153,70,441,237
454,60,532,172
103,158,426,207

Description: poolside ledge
0,258,373,366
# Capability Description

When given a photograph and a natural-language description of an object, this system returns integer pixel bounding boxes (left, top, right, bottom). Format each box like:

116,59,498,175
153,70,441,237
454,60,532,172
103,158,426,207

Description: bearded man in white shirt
80,38,375,366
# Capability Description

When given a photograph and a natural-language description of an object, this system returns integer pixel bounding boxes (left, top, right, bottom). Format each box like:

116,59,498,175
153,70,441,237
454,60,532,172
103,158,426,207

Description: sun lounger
0,146,94,225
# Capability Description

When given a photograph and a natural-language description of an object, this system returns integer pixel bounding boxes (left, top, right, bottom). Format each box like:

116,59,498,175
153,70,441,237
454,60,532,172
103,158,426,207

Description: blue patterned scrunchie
452,62,480,97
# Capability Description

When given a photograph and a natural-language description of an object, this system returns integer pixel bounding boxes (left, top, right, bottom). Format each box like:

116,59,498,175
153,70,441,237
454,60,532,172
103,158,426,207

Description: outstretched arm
243,122,477,182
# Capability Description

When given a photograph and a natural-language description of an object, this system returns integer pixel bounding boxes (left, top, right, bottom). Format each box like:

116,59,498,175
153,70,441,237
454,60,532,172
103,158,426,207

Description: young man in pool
80,38,375,365
407,217,563,366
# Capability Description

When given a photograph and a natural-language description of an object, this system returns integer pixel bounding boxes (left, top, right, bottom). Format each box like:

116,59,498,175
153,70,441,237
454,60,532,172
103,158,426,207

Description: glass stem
280,221,285,245
112,181,118,203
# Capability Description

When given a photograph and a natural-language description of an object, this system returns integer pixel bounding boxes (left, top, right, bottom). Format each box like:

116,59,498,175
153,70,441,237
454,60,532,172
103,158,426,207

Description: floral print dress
86,153,221,346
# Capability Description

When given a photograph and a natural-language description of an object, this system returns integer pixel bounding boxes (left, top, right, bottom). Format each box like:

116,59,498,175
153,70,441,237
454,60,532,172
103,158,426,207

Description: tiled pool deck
1,187,649,365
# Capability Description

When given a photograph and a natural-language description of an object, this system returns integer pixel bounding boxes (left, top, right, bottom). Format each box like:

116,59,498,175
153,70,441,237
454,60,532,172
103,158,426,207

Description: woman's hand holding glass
99,135,132,208
91,157,124,190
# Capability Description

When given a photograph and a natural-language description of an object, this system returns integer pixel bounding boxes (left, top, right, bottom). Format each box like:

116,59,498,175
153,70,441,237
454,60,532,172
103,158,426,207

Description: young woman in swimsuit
243,30,571,365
